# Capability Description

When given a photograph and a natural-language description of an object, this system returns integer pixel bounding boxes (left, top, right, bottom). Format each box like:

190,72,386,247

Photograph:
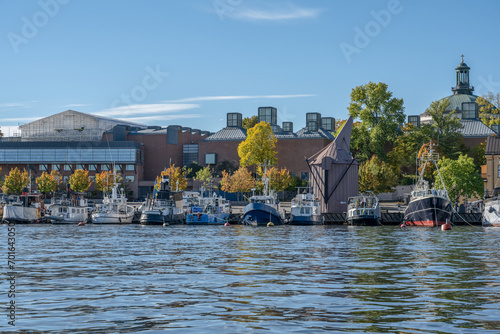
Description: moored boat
483,197,500,227
242,166,285,226
2,191,47,224
46,195,89,224
140,174,184,225
403,144,452,227
346,192,380,226
186,192,231,225
91,184,134,224
289,187,323,225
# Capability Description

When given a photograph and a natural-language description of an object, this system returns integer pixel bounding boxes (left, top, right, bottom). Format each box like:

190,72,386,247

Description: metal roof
485,135,500,155
460,119,495,137
295,128,335,140
203,127,247,142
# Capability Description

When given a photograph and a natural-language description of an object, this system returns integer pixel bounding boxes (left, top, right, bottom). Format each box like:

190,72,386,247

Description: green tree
358,155,398,194
238,121,277,167
242,115,258,130
185,162,203,178
214,159,238,177
387,123,433,175
36,170,61,196
69,169,92,193
477,92,500,127
350,121,372,163
425,99,463,159
3,167,30,194
434,154,484,203
194,166,214,191
348,82,405,159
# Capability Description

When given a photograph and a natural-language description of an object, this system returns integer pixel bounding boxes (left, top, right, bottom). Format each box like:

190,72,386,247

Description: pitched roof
460,119,495,137
295,128,335,140
485,135,500,155
203,127,247,142
307,116,356,165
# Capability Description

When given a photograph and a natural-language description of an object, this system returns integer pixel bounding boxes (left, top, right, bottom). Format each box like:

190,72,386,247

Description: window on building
498,164,500,178
51,164,60,171
126,164,135,171
125,176,135,183
76,164,85,170
39,164,48,171
227,113,242,127
301,172,309,181
101,164,110,171
88,164,97,171
321,117,335,132
64,164,72,171
408,115,421,128
462,102,478,119
306,113,321,131
282,122,293,133
258,107,277,125
205,153,217,165
183,144,199,166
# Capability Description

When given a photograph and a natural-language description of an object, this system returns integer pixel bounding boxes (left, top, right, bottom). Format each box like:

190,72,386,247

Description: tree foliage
261,167,292,193
348,82,405,160
3,167,30,194
238,121,277,167
220,167,255,196
194,166,214,190
214,160,238,177
425,99,463,159
434,154,484,203
242,115,258,130
36,170,61,195
358,155,398,194
95,171,122,192
69,169,92,193
477,92,500,127
162,164,187,191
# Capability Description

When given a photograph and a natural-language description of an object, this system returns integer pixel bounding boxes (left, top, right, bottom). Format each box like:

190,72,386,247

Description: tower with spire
451,54,474,95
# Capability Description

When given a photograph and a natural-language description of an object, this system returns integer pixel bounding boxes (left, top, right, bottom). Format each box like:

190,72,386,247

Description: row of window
39,164,136,172
0,148,140,163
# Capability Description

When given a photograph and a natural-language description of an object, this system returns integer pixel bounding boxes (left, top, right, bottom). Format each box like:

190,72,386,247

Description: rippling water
2,225,500,333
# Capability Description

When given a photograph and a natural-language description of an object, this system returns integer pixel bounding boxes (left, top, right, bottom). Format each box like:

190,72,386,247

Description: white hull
3,205,39,223
483,199,500,227
91,211,134,224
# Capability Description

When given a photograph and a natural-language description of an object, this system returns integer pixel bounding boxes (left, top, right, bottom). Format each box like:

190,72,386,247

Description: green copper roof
439,93,478,111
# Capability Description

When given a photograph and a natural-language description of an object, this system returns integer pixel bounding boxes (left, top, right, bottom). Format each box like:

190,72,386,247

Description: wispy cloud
0,101,37,108
95,103,200,117
222,3,322,22
166,94,315,103
0,117,40,122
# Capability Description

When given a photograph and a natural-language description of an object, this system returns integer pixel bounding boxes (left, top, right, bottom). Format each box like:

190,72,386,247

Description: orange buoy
78,222,85,226
224,222,230,226
441,222,452,231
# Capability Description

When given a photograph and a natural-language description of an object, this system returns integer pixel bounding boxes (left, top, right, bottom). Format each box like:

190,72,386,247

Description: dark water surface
2,225,500,333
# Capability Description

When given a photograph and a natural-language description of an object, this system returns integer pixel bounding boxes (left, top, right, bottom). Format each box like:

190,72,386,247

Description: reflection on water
2,225,500,333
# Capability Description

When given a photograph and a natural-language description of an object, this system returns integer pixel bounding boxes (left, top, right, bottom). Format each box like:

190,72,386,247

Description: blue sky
1,0,500,136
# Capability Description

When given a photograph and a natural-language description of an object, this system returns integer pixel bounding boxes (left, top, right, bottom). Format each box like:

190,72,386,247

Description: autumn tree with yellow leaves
95,171,122,193
36,170,62,196
220,167,255,200
162,164,187,191
238,121,277,167
3,167,30,194
69,169,93,193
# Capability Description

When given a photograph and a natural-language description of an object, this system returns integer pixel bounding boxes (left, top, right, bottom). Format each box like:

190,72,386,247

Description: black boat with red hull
404,192,452,227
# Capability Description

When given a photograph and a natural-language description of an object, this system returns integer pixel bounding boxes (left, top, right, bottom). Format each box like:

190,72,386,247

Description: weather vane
461,54,464,63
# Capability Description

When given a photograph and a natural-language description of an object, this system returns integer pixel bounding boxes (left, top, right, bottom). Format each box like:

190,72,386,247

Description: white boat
2,193,46,224
186,192,231,225
91,185,134,224
483,197,500,227
346,192,381,226
140,175,184,225
46,195,89,224
289,187,323,225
